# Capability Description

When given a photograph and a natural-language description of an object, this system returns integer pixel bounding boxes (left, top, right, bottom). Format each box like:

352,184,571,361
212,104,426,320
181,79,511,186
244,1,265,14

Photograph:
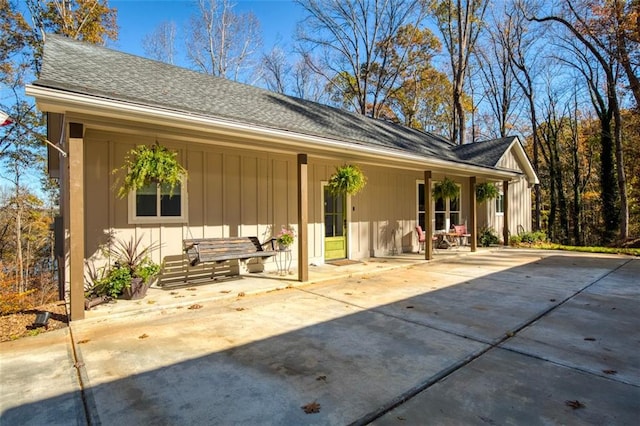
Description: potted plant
432,177,459,201
327,164,367,195
276,225,295,250
114,142,187,198
476,182,499,203
95,235,162,300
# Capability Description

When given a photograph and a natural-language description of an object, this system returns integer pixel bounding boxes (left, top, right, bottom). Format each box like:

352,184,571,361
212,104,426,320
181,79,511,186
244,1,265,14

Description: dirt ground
0,301,68,342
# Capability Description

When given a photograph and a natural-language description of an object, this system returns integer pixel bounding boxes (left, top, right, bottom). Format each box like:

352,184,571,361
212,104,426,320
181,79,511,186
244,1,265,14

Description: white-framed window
417,181,461,231
496,192,504,215
128,182,188,224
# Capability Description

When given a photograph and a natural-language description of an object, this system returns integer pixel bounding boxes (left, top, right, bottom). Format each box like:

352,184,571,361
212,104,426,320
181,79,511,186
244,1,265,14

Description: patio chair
453,224,472,246
416,225,438,252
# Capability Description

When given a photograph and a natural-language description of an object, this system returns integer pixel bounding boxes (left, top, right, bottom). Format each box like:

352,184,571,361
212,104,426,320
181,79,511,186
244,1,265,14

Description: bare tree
504,5,544,231
473,6,521,139
142,21,178,64
528,0,629,241
186,0,262,82
295,0,429,118
430,0,488,145
261,46,290,94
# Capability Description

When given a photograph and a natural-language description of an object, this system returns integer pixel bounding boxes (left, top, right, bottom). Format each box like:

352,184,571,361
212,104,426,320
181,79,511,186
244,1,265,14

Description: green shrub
95,265,132,298
478,226,500,247
509,235,521,246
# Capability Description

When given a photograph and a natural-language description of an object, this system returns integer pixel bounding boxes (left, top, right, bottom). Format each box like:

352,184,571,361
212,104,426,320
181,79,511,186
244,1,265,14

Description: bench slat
183,236,276,266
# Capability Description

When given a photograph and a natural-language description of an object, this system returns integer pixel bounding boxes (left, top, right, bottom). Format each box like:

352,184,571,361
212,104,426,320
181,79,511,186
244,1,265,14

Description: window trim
496,192,505,216
127,182,188,224
417,180,462,231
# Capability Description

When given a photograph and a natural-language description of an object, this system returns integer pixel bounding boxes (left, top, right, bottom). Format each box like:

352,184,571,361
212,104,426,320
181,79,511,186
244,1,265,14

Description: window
417,181,461,231
128,182,187,224
496,192,504,215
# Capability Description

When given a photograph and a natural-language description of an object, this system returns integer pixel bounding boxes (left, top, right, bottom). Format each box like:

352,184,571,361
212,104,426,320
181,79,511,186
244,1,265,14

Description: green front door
324,186,347,260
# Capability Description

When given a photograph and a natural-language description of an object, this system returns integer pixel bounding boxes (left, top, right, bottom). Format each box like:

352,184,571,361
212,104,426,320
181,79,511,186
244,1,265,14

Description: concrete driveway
1,249,639,425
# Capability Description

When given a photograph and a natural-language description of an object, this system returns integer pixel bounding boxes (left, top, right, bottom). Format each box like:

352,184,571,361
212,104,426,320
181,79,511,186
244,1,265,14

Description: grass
527,242,640,257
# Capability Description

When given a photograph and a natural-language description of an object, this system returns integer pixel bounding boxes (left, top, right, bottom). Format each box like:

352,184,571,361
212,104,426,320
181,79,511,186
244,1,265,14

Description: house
27,35,538,320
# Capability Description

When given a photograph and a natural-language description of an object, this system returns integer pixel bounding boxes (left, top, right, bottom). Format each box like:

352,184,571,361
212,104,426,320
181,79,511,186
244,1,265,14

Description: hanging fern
327,164,367,195
114,143,187,198
432,177,459,201
476,182,499,203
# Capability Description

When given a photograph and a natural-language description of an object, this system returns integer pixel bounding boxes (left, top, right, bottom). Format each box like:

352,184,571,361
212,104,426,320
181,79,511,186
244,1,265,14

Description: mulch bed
0,301,69,342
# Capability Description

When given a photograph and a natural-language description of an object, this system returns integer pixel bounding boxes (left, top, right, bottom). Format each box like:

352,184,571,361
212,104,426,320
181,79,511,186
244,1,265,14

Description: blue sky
109,0,305,59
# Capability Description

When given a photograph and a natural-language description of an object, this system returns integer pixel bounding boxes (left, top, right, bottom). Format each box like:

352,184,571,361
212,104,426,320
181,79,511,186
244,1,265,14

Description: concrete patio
1,248,638,425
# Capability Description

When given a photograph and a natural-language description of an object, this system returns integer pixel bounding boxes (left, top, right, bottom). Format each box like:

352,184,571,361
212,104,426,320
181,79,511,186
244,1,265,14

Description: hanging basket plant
327,164,367,195
114,143,187,198
475,182,499,203
432,177,459,201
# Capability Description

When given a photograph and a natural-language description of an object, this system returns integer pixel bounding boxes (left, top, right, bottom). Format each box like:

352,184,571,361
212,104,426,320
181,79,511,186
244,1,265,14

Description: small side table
275,247,292,275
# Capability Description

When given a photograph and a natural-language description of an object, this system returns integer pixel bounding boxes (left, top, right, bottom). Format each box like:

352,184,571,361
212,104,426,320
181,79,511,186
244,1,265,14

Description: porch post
68,123,85,321
469,176,477,252
297,154,308,281
425,171,433,260
503,180,510,245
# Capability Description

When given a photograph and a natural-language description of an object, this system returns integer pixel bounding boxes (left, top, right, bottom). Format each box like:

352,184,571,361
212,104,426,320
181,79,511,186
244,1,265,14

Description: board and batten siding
84,129,434,276
480,149,533,241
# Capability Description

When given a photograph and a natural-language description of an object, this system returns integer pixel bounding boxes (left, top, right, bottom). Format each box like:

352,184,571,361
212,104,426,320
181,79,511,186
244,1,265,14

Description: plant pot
120,277,152,300
278,242,291,251
84,295,111,310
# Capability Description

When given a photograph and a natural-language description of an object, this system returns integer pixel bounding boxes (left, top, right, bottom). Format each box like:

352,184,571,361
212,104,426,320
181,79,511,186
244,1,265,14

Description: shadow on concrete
3,252,638,425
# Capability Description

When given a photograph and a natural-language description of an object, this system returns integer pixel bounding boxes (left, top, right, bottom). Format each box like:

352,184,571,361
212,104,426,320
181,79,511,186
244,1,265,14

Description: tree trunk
600,119,618,243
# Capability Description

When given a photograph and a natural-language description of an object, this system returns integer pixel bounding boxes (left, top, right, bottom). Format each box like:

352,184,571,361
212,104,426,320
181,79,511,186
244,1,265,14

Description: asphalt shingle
34,35,518,170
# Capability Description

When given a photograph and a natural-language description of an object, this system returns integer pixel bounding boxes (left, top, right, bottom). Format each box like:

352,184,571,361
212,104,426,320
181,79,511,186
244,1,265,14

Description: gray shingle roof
453,136,516,168
34,35,517,170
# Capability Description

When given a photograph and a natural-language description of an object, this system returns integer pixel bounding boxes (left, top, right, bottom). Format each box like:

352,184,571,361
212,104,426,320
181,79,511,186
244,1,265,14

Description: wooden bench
183,236,276,267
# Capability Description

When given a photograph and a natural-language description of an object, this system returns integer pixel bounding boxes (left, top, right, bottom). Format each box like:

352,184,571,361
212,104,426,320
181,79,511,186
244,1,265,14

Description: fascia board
27,84,521,180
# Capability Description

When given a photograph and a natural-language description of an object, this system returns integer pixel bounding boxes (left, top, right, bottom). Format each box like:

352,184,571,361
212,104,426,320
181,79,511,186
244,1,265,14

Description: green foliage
92,235,161,299
95,265,132,298
475,182,499,203
328,164,367,195
478,226,500,247
114,143,187,198
432,177,459,201
276,225,295,247
510,231,547,246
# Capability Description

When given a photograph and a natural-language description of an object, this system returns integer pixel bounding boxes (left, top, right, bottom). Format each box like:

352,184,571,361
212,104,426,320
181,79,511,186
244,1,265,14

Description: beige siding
83,128,531,273
496,150,533,239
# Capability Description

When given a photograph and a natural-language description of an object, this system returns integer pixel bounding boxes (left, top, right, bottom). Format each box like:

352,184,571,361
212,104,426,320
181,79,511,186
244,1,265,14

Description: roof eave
26,84,521,180
496,137,540,186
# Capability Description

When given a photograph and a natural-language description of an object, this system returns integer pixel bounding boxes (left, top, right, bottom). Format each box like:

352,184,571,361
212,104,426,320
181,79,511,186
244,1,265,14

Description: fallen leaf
316,375,326,381
235,307,245,311
138,333,149,339
397,416,406,421
169,291,178,295
344,292,352,295
565,400,585,409
77,339,90,344
406,305,414,309
147,300,156,304
602,369,617,375
549,299,556,302
237,292,246,297
188,304,202,310
220,290,231,294
301,401,321,414
186,288,197,291
506,331,515,337
584,337,596,341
